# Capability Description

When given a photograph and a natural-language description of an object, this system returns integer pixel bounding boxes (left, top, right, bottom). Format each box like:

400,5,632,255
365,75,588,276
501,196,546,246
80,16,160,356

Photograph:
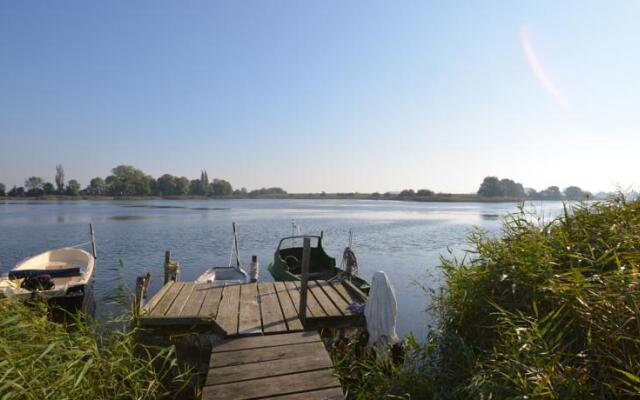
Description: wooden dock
203,331,343,400
137,239,367,399
139,280,366,336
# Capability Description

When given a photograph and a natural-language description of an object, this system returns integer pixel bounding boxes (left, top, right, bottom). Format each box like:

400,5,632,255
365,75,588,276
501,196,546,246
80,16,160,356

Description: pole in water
232,222,241,269
89,223,97,259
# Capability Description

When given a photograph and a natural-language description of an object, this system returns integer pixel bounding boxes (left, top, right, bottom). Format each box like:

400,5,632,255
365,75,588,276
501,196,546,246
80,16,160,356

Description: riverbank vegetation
332,197,640,398
1,165,606,202
0,299,191,399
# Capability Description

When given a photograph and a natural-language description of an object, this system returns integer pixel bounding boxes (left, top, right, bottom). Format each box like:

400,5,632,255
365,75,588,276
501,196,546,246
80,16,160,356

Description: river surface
0,199,565,338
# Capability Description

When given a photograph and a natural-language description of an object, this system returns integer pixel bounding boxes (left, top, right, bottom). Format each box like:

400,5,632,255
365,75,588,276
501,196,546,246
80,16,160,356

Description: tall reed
333,198,640,399
0,299,190,399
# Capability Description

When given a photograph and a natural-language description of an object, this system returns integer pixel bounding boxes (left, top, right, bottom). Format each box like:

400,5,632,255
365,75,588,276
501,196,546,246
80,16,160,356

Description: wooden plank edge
205,366,334,387
341,280,368,303
141,281,175,315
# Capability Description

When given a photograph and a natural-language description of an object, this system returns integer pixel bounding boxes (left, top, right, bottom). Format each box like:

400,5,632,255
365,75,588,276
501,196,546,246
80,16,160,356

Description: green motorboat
267,234,370,293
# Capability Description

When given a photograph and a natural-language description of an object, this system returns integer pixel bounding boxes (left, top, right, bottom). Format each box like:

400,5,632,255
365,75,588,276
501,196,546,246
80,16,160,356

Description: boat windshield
279,236,320,250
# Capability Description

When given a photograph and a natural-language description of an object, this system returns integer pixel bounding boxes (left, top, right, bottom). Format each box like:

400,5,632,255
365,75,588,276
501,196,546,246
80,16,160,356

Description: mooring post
164,250,179,284
299,237,311,326
134,273,150,317
249,255,259,283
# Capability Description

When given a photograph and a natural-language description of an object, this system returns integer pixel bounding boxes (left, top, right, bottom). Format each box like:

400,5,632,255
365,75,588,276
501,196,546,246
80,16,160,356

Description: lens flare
520,25,569,107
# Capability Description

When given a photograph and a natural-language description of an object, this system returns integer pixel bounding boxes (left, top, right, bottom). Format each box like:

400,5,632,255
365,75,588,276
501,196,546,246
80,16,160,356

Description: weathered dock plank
309,281,343,317
316,281,353,315
142,281,174,314
165,282,195,316
264,387,344,400
216,284,241,336
179,283,210,316
258,282,288,333
211,331,320,353
150,281,185,316
139,280,365,336
273,281,304,331
204,331,343,400
198,284,224,319
293,280,327,318
238,283,261,335
209,341,325,368
328,280,361,305
204,368,341,400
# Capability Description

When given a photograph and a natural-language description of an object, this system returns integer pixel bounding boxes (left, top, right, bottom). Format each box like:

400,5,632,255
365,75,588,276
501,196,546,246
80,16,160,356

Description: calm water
0,199,564,338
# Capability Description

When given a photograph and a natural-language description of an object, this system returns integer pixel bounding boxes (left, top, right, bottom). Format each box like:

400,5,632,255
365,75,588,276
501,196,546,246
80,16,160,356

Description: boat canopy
275,235,335,278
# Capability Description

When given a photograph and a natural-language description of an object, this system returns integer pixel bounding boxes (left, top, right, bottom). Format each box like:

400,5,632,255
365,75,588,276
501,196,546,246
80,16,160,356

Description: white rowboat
0,247,95,310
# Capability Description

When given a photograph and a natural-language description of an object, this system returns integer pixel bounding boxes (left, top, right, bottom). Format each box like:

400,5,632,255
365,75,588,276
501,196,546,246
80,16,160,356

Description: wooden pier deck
139,280,366,337
203,331,343,400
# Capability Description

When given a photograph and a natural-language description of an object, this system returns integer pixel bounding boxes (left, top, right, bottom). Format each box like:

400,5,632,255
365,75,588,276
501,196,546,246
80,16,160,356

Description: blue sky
1,1,638,193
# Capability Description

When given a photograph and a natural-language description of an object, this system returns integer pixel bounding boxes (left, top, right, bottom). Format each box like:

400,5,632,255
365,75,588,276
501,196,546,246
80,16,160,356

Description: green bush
0,299,189,399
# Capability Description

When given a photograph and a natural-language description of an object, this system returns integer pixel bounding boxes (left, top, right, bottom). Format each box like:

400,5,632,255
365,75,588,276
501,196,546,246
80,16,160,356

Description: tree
201,170,209,194
25,176,44,196
478,176,504,197
87,177,107,195
210,179,233,196
55,164,65,193
43,182,55,195
500,179,525,197
249,187,287,197
174,177,190,196
8,186,25,196
399,189,415,198
539,186,562,200
66,180,81,195
564,186,587,200
157,174,177,196
189,179,203,195
417,189,435,197
0,183,5,196
106,165,152,196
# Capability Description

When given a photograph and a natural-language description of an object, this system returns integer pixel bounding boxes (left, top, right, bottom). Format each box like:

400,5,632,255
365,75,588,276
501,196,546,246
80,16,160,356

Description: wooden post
298,237,311,326
164,250,179,284
232,222,241,269
89,223,97,259
134,273,150,317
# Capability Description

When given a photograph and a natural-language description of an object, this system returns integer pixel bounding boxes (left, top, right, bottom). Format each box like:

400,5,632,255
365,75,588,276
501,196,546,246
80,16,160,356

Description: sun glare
520,25,569,108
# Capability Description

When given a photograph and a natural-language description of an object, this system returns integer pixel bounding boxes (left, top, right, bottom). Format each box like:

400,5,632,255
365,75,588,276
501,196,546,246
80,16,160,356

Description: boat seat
8,267,82,280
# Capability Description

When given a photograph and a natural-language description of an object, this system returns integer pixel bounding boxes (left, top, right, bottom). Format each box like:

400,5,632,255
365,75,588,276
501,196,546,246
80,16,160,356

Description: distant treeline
476,176,591,200
0,167,593,202
0,165,286,198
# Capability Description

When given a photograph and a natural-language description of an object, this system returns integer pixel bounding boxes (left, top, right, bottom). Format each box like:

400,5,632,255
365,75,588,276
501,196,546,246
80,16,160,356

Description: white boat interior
196,266,248,286
196,222,250,286
0,248,95,298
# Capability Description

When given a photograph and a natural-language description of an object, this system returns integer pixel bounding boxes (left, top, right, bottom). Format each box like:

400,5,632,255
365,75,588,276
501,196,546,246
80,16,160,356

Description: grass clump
333,198,640,399
0,299,189,399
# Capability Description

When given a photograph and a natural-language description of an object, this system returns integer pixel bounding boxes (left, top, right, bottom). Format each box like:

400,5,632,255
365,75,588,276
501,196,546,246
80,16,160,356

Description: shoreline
0,194,567,203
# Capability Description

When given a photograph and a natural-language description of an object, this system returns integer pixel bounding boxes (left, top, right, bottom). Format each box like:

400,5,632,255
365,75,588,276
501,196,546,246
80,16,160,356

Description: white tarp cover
364,271,399,348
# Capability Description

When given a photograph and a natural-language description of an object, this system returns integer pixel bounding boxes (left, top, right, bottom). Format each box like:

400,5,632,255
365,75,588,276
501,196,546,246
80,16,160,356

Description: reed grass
333,197,640,399
0,299,190,399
